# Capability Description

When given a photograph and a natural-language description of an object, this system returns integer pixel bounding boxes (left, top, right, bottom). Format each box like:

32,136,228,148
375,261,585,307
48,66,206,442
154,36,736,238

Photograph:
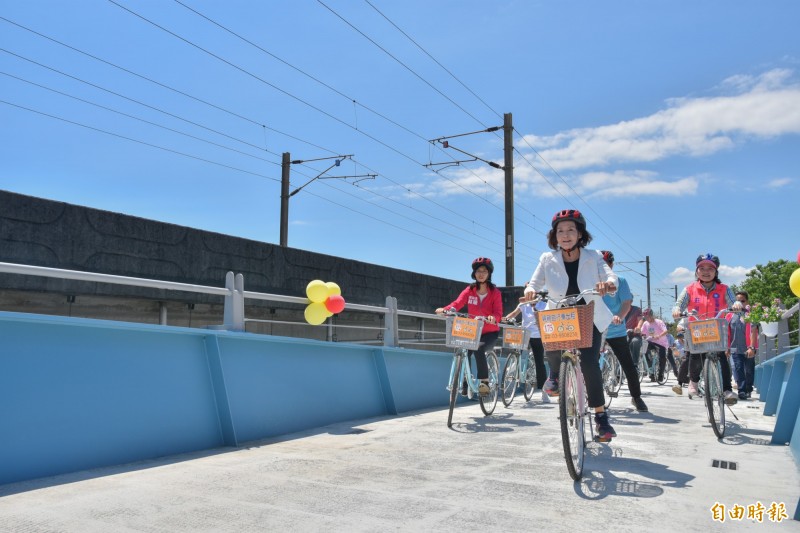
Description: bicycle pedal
594,436,612,443
608,392,618,398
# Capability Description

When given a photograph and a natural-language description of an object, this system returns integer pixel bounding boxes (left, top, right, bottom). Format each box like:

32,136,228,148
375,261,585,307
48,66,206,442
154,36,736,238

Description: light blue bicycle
444,311,500,428
499,313,535,407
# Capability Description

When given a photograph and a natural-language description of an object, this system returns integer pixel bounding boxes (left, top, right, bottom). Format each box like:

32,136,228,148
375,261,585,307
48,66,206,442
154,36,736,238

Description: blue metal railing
754,304,800,467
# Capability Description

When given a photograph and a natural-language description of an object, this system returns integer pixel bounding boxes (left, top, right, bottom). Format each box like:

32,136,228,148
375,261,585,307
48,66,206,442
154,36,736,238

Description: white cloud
518,69,800,171
419,69,799,201
719,265,754,286
767,178,792,188
665,265,753,287
666,267,695,285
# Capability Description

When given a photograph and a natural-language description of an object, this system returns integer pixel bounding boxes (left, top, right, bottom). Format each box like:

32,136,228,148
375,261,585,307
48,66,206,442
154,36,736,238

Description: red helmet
471,257,494,273
600,250,614,264
551,209,586,230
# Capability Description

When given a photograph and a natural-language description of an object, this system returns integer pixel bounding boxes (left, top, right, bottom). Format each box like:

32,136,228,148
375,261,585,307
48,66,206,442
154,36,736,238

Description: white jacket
524,249,618,331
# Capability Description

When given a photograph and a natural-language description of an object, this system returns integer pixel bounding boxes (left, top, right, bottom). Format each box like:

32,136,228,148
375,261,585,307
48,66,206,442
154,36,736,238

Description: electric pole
280,152,290,247
503,113,514,286
646,255,651,310
279,153,373,247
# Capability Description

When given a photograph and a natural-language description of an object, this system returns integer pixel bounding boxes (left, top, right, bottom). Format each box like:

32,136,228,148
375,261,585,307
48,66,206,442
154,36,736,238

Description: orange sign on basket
688,319,721,344
450,316,479,340
537,308,583,343
503,328,525,345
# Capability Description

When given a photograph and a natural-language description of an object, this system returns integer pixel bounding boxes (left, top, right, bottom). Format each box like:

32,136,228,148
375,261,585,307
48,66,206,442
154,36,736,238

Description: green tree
734,259,799,310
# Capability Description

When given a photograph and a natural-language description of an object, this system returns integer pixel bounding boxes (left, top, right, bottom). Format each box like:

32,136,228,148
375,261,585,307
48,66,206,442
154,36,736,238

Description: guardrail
0,261,456,349
755,348,800,450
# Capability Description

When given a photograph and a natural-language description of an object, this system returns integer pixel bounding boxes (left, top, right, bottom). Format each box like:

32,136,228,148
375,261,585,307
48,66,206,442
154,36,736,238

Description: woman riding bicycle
599,250,648,412
637,308,670,382
671,253,742,403
436,257,502,396
522,209,618,441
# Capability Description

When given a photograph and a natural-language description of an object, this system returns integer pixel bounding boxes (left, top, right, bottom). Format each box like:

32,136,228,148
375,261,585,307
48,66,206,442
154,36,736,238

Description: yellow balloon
325,281,341,297
304,302,328,325
790,268,800,298
306,280,328,303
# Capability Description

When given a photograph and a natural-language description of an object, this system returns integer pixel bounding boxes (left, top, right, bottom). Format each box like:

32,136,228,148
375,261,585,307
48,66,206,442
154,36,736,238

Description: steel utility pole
279,153,371,247
280,152,290,247
503,113,514,286
646,255,651,310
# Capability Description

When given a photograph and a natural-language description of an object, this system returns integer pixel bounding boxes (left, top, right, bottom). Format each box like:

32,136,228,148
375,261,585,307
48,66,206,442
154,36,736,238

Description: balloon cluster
304,280,346,325
791,252,800,298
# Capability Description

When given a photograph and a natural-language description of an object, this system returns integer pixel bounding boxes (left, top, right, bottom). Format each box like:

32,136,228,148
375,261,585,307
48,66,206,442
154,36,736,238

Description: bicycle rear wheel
704,357,726,438
523,351,537,402
447,352,463,428
480,351,500,415
559,357,584,481
501,352,519,407
602,352,622,407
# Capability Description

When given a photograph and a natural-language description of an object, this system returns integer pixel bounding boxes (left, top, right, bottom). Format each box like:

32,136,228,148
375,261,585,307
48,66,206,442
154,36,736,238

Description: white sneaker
541,390,551,404
723,390,738,405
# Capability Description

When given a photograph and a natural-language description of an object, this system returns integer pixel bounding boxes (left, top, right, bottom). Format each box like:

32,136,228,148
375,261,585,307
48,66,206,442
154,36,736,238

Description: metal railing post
384,296,399,347
222,272,236,329
233,273,245,331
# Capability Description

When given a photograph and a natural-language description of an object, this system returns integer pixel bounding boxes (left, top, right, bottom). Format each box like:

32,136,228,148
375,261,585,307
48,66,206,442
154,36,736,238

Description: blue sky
2,0,798,314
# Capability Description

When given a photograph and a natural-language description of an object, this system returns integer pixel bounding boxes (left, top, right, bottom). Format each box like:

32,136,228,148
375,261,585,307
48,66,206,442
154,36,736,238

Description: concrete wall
0,190,522,338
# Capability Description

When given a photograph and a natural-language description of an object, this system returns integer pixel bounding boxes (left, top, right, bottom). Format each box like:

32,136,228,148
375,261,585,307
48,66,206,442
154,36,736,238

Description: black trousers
528,337,547,389
546,326,606,409
680,351,734,392
606,335,642,398
469,331,498,380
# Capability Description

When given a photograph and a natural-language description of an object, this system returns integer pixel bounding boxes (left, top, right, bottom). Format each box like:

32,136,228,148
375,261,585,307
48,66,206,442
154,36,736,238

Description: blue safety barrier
755,347,800,454
0,311,454,486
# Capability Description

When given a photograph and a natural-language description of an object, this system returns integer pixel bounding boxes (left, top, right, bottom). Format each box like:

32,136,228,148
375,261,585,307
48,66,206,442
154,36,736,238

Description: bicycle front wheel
704,357,725,438
523,351,537,401
559,357,585,481
501,352,519,407
447,352,463,428
637,352,648,383
480,351,500,415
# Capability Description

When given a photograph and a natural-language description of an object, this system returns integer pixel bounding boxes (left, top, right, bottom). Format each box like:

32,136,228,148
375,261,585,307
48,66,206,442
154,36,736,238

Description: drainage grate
711,459,738,470
747,406,760,409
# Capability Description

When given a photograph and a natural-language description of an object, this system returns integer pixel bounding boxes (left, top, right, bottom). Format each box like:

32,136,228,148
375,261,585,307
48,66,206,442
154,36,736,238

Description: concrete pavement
0,380,798,532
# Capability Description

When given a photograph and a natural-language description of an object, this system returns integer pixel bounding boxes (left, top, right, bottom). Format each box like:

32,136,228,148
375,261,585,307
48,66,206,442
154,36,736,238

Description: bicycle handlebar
441,307,490,321
520,288,602,308
679,307,744,320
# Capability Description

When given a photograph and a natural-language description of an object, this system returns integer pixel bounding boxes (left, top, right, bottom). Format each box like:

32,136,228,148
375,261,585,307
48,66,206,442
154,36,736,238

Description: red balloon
797,250,800,265
324,295,346,314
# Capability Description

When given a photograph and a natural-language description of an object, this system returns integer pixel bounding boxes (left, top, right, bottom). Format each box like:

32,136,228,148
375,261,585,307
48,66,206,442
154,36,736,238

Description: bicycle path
0,381,797,531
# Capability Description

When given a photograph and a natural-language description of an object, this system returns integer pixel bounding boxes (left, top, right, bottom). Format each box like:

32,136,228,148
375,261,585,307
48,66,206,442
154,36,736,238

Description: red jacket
685,281,729,319
445,285,503,333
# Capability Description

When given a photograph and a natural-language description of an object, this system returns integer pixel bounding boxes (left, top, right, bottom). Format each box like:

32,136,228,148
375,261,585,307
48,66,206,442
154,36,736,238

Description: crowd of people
437,208,762,442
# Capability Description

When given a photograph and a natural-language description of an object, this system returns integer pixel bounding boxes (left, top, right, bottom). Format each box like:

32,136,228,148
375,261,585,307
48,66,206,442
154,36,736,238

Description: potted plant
744,299,785,338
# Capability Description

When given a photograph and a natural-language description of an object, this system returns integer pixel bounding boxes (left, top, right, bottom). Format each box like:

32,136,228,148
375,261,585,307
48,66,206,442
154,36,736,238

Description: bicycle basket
685,318,728,353
536,301,595,351
501,325,532,350
444,315,484,350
